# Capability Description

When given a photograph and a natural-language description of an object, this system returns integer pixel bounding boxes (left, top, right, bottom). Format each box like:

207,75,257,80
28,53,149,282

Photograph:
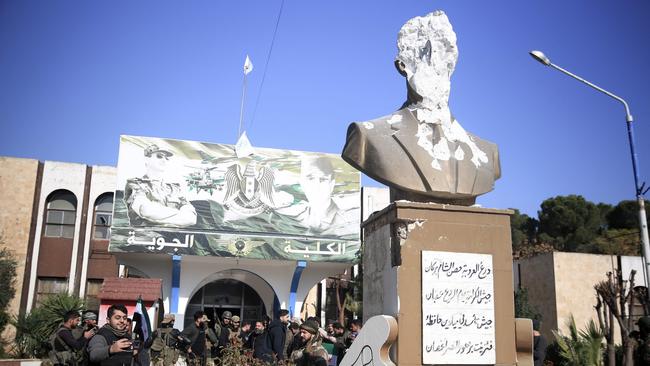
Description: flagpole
238,73,247,138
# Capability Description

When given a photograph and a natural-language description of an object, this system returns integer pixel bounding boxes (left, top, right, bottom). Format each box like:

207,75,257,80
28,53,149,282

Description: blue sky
1,0,648,217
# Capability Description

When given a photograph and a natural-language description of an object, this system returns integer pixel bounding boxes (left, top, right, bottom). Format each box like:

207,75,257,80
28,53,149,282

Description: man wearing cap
124,144,197,227
290,320,328,366
72,311,98,339
227,315,241,344
214,311,232,357
151,314,182,366
202,316,219,366
71,311,98,366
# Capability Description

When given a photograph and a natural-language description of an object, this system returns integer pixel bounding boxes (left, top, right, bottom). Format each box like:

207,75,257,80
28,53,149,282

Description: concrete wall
620,255,646,287
0,157,39,341
363,223,397,321
361,187,389,222
517,253,557,340
518,252,620,342
553,252,617,338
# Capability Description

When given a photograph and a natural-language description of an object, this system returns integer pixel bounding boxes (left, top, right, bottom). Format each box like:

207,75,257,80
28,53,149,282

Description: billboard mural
109,135,361,263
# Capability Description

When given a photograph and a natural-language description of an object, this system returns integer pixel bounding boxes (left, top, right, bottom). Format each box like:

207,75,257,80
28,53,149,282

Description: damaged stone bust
341,10,500,205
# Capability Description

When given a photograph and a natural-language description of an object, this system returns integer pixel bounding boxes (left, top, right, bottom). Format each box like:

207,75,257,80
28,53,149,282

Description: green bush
36,293,85,337
0,247,18,335
551,315,603,366
11,309,49,358
10,293,85,358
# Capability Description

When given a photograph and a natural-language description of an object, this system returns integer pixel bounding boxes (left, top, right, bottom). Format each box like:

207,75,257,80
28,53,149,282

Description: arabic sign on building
421,251,495,364
109,135,361,262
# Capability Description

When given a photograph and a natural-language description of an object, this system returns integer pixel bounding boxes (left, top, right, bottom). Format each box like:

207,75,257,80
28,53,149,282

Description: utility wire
247,0,285,132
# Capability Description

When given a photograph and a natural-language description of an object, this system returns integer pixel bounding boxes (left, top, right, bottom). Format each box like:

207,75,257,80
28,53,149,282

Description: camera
169,329,192,350
131,339,141,349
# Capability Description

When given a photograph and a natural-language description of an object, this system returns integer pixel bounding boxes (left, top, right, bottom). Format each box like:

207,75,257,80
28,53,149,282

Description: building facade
0,156,389,335
514,251,647,342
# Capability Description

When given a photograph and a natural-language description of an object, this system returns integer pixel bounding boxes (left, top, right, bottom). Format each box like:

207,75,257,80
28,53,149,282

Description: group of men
157,309,363,366
175,309,346,366
49,304,145,366
49,305,363,366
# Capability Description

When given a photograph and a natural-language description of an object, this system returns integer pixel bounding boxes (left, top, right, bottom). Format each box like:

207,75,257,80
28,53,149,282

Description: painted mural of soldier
295,156,356,238
124,144,197,227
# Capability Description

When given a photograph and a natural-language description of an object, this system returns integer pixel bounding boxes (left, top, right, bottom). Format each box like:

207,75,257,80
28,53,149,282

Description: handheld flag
134,297,152,341
154,298,165,328
244,55,254,75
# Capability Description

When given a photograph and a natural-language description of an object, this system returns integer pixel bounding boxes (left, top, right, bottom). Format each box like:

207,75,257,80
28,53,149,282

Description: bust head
341,10,500,205
395,10,458,108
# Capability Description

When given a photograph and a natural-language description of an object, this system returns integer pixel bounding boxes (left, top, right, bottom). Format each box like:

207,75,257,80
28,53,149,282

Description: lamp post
529,50,650,287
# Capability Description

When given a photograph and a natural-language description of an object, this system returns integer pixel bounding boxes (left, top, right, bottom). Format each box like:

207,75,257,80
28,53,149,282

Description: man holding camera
69,311,98,366
49,310,95,366
87,304,135,366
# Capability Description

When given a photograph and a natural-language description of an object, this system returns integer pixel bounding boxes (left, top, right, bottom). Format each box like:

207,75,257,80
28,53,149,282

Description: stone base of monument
362,201,519,365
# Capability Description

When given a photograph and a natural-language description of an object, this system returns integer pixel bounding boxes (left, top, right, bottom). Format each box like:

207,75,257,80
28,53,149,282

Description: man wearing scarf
289,321,329,366
88,304,135,366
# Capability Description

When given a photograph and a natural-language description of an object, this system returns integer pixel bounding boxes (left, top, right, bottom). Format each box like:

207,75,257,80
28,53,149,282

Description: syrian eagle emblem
222,161,279,216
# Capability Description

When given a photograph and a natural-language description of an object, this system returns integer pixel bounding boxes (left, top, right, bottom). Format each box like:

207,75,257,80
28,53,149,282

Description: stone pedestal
362,202,516,365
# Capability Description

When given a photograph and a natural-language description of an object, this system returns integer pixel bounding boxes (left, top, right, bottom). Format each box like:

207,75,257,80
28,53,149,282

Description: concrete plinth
362,201,516,365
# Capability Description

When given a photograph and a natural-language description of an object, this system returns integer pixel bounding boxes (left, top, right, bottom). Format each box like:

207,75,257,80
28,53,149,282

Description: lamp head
529,50,551,66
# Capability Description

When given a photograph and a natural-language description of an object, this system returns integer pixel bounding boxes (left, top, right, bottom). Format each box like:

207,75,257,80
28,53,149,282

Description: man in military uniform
50,310,95,366
289,321,329,366
214,311,232,359
227,315,241,345
151,314,183,366
124,144,197,227
71,311,98,366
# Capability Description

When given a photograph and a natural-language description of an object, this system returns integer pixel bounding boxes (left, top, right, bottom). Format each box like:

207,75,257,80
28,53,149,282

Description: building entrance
184,278,266,327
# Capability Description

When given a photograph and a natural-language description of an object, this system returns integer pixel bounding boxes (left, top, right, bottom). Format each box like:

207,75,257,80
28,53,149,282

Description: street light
529,50,650,287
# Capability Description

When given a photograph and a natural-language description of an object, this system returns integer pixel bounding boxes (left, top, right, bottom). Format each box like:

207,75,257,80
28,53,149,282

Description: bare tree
595,289,616,366
595,270,637,366
334,278,349,326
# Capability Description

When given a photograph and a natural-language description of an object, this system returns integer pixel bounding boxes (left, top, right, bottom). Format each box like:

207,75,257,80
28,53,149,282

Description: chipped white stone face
363,122,375,130
397,10,457,109
397,10,488,169
386,114,402,125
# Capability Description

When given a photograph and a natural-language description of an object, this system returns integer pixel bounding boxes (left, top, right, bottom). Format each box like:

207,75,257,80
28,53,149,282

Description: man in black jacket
532,320,547,366
181,311,207,366
253,310,289,362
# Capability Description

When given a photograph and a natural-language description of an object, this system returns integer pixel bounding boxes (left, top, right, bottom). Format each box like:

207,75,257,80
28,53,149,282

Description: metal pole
238,73,248,138
546,61,650,288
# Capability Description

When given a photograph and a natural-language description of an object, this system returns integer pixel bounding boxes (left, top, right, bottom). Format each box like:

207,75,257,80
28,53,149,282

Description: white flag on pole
244,55,254,75
235,131,255,158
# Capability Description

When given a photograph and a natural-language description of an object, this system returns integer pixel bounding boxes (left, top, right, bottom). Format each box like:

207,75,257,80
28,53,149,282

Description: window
36,277,68,305
85,279,103,311
93,193,114,240
44,191,77,239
